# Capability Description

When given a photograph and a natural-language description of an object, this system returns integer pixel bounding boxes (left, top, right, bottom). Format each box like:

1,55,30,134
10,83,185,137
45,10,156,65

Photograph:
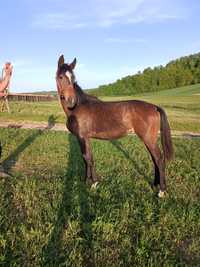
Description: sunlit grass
0,128,200,266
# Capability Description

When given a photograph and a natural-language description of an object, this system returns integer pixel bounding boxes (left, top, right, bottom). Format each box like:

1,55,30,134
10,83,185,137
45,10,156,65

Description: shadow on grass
110,139,150,181
1,115,57,174
110,139,161,224
41,133,95,266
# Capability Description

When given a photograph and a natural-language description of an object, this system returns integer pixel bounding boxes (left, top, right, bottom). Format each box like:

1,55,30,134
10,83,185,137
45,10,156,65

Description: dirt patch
0,120,200,138
0,121,67,132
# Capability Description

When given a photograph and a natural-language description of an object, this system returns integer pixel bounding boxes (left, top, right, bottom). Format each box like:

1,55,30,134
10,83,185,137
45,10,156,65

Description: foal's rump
128,100,173,162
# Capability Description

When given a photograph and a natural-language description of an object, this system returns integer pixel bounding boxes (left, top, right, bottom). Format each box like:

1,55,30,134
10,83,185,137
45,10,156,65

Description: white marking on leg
158,190,165,198
91,181,99,189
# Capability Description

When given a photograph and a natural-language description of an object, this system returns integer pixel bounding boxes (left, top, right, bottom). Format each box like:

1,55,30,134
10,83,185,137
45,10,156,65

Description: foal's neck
75,83,101,104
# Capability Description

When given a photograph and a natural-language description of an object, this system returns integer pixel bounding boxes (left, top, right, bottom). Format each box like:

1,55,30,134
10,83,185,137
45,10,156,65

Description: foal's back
72,99,160,140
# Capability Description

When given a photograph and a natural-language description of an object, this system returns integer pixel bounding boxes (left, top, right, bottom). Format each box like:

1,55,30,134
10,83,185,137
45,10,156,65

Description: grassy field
0,127,200,266
0,84,200,266
0,83,200,132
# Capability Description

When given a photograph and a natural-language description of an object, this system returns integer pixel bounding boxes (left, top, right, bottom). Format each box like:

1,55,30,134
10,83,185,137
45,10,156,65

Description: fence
7,93,57,102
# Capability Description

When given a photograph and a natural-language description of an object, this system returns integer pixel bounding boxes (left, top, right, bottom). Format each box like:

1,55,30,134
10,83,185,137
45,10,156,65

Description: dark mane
74,83,102,105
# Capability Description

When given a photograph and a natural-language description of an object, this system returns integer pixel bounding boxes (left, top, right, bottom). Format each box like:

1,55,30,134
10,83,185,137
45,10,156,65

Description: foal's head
56,55,77,109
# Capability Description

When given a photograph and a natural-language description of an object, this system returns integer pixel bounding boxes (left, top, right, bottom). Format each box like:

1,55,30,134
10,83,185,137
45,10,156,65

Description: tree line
89,52,200,96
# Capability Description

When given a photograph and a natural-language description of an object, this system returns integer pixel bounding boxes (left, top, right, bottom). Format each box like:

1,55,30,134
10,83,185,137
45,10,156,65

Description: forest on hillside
89,52,200,96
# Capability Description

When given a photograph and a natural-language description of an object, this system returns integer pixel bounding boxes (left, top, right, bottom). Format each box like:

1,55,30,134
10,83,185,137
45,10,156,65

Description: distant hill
89,52,200,96
135,83,200,97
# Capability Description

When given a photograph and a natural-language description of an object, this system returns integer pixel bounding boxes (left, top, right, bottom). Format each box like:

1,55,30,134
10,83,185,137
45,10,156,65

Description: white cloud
94,0,144,27
105,37,146,44
32,13,88,30
31,0,186,30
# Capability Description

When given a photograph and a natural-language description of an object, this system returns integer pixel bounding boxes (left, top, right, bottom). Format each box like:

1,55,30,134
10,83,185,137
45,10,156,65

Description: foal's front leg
78,137,99,185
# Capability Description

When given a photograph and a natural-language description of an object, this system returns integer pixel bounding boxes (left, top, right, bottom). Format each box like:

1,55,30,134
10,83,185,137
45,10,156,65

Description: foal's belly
90,130,127,140
88,122,134,140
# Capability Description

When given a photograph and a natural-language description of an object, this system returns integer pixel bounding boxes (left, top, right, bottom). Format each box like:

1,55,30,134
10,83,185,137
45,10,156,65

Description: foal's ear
69,58,77,70
58,55,65,68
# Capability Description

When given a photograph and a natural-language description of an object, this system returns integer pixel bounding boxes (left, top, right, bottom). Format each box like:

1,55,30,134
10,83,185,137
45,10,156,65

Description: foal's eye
59,76,63,79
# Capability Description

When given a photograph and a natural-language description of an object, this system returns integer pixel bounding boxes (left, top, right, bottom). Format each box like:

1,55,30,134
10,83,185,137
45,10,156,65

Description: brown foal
56,55,174,197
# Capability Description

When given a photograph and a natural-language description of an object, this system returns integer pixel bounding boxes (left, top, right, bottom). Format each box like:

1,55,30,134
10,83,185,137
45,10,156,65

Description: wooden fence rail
7,93,57,102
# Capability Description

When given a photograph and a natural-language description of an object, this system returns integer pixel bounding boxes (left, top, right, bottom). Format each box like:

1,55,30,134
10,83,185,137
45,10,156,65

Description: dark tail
157,107,174,163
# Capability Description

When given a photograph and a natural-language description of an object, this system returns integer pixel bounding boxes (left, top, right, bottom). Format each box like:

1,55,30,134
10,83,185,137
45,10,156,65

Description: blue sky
1,0,200,92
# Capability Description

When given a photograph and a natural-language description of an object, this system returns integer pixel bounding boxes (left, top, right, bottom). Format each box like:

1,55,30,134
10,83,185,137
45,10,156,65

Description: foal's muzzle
60,95,76,109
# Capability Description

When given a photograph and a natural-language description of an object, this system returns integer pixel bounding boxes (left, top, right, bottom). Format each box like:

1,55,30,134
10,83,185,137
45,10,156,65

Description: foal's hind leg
78,137,99,185
145,142,166,196
135,112,166,197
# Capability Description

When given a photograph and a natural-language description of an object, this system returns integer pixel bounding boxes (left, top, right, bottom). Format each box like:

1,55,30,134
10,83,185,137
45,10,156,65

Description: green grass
0,101,66,124
139,83,200,97
0,128,200,266
1,83,200,132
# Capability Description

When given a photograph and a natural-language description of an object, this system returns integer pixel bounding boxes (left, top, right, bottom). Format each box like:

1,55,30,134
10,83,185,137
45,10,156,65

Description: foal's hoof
158,190,166,198
91,181,99,190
